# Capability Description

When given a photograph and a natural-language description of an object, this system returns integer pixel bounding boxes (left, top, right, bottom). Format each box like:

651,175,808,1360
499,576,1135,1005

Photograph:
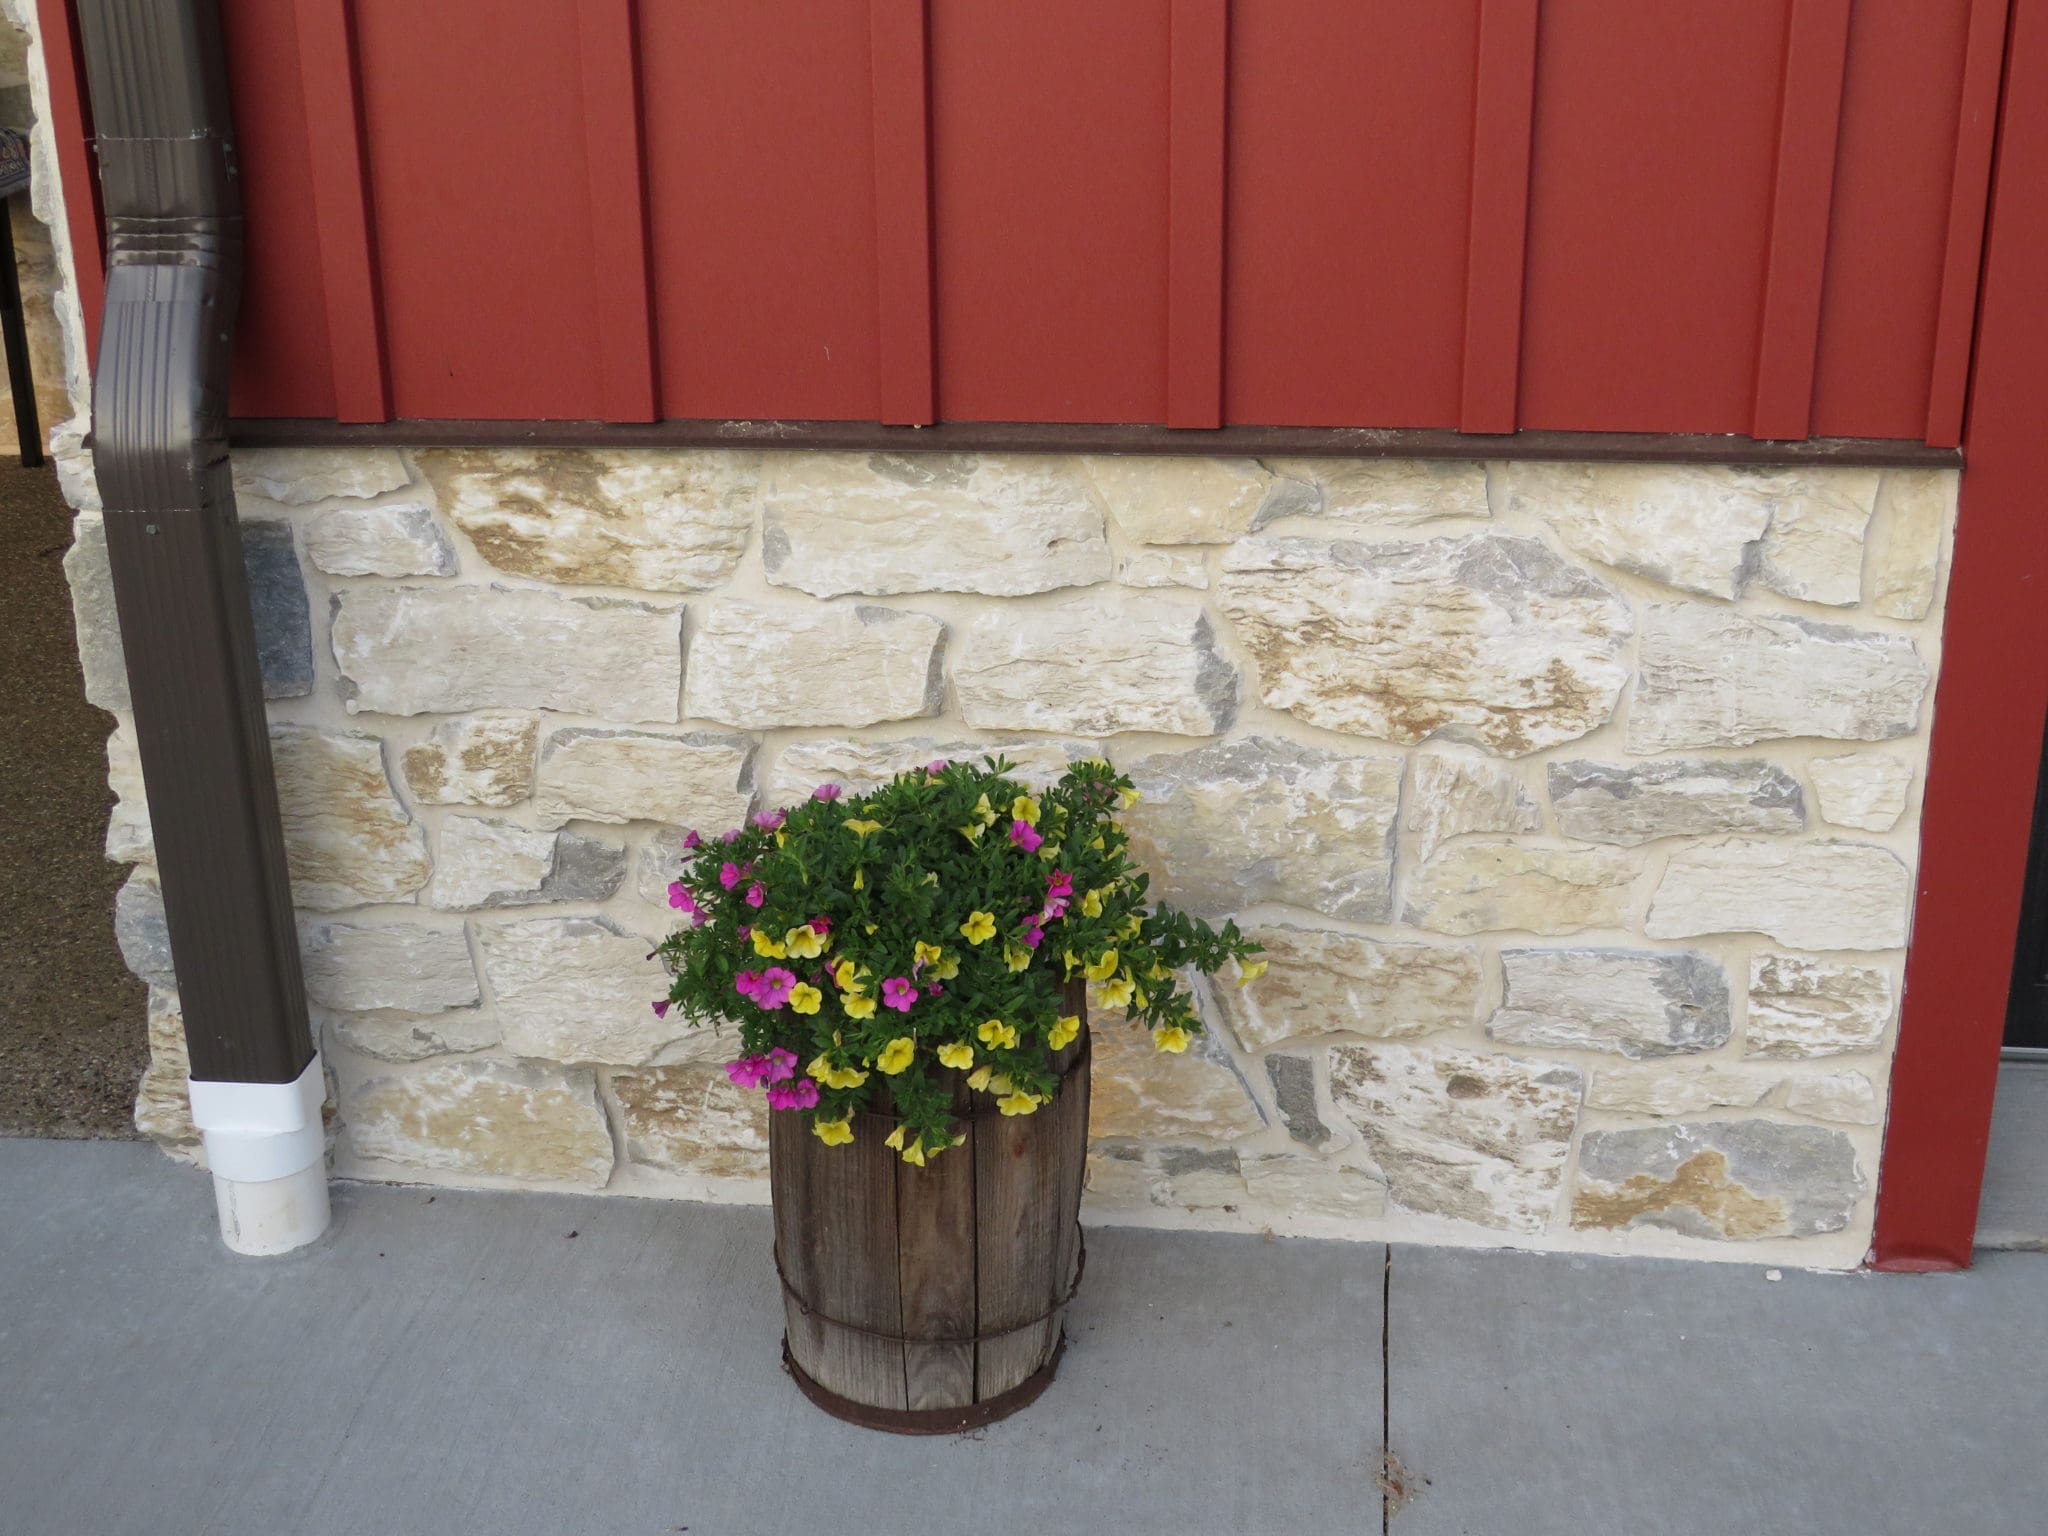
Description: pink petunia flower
809,915,832,935
926,759,950,774
1022,924,1045,949
683,830,702,850
766,1077,820,1111
745,882,766,909
756,967,797,1009
927,981,944,997
1009,819,1044,854
726,1054,768,1089
720,861,745,891
652,999,671,1019
753,810,787,832
723,829,741,844
734,969,763,1002
812,783,842,802
880,976,918,1013
764,1047,798,1083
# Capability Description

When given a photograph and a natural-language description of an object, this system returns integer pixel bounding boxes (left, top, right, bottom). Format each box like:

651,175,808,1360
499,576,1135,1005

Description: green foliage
654,755,1263,1163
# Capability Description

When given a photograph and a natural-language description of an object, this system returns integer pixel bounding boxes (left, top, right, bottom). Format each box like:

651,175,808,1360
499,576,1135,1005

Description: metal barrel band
774,1225,1086,1346
781,1333,1066,1435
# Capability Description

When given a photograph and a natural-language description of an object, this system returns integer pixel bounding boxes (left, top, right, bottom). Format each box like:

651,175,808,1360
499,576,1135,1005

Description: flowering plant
654,756,1263,1164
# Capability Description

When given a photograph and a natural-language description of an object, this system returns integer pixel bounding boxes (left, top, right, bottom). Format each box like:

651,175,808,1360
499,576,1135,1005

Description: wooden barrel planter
768,1003,1091,1434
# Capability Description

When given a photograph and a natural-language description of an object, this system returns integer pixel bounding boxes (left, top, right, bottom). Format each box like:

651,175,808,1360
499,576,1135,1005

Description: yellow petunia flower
900,1140,927,1168
884,1125,907,1151
1083,949,1120,983
914,940,944,968
937,1041,976,1070
1119,786,1142,809
1003,942,1031,973
1012,794,1040,826
997,1090,1040,1117
876,1037,915,1075
1154,1025,1192,1054
788,983,823,1015
809,1053,870,1090
1098,975,1136,1010
973,793,997,827
844,818,884,840
776,829,787,847
785,924,826,959
813,1116,855,1146
1048,1014,1081,1051
988,1073,1015,1097
832,957,859,991
1237,958,1268,986
1039,843,1061,862
1080,889,1104,919
966,1065,994,1093
930,951,960,981
960,910,997,945
842,992,877,1020
751,929,787,959
958,822,986,844
978,1018,1019,1051
1120,913,1143,940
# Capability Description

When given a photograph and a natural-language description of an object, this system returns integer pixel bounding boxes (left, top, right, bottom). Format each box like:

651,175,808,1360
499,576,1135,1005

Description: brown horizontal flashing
225,416,1962,468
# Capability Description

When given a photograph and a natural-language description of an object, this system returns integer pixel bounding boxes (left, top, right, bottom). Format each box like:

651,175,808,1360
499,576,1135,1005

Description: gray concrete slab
0,1139,1384,1536
1979,1059,2048,1250
1384,1242,2048,1534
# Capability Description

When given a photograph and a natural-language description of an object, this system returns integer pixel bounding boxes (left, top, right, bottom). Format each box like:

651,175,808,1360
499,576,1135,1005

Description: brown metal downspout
74,0,326,1251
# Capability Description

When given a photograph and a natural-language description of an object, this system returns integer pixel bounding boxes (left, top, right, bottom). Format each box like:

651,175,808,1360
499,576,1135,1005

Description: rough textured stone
67,515,314,709
611,1062,771,1178
1156,1146,1249,1209
114,871,175,988
1746,953,1896,1058
1084,1146,1169,1208
1628,604,1927,753
1586,1065,1779,1117
300,921,479,1014
1647,840,1910,950
270,724,431,910
1219,535,1631,755
428,817,624,911
1548,758,1805,846
1121,737,1402,922
1328,1043,1583,1233
767,738,1079,808
1752,470,1880,606
234,446,411,505
1214,924,1482,1049
1782,1069,1883,1125
1084,455,1307,544
684,601,943,730
1864,468,1953,621
477,916,690,1066
1404,751,1540,864
400,715,539,808
635,826,694,910
238,521,315,698
345,1058,614,1187
104,719,152,864
1493,462,1771,598
1572,1121,1864,1239
421,447,754,592
1263,1054,1331,1148
325,1006,501,1063
134,987,199,1156
955,590,1236,737
1489,948,1732,1058
333,585,683,721
305,502,458,578
1116,550,1209,589
532,728,753,830
763,453,1110,595
1404,841,1639,936
1241,1154,1389,1222
1808,751,1914,832
1088,1018,1265,1141
1258,458,1487,530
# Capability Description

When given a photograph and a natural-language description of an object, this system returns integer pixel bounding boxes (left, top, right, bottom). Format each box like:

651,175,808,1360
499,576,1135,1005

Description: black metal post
0,196,43,468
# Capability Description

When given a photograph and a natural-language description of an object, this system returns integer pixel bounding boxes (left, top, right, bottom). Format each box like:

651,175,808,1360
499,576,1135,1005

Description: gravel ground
0,463,145,1136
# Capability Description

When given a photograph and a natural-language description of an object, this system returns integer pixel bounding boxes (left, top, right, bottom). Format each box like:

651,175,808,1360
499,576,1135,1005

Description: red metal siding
40,2,1998,439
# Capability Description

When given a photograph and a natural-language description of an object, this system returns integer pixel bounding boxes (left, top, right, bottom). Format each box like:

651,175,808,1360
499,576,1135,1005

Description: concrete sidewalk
2,1139,2043,1535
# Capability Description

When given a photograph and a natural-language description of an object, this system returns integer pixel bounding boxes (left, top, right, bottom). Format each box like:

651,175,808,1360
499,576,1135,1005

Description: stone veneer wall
55,435,1956,1269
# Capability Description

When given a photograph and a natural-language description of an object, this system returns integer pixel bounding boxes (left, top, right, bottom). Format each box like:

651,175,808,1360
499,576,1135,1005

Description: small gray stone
305,502,458,578
544,833,628,903
239,521,314,699
1548,758,1805,846
1572,1121,1864,1240
1489,948,1732,1058
62,515,127,711
114,871,176,988
1263,1054,1330,1148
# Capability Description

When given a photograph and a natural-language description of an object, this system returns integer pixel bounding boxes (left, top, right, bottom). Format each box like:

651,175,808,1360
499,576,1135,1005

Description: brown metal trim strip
225,414,1960,467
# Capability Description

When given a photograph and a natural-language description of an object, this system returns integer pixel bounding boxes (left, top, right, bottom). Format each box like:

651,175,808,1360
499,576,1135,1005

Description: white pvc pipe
186,1052,331,1255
